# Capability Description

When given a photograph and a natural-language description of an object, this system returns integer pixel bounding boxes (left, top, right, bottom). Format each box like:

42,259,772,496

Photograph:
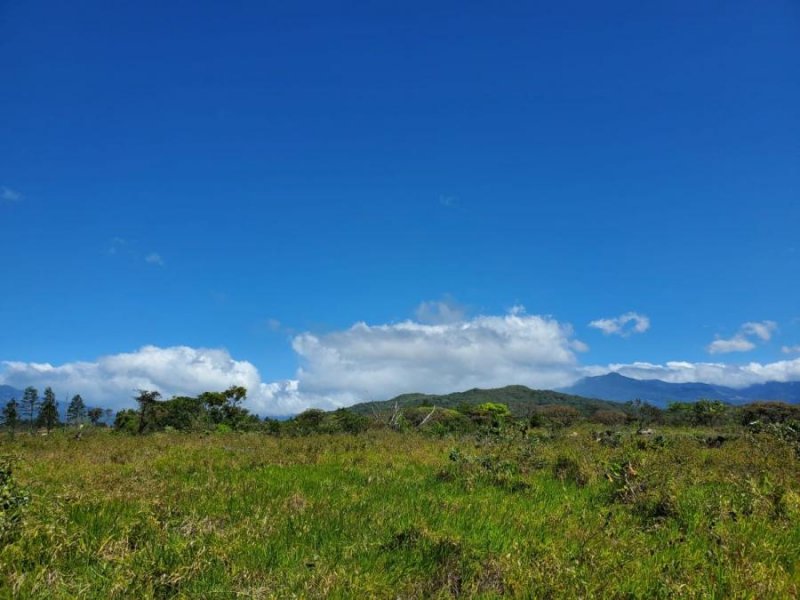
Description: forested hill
347,385,630,418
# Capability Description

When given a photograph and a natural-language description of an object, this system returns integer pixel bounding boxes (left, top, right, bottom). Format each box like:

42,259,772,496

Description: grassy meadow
1,426,799,598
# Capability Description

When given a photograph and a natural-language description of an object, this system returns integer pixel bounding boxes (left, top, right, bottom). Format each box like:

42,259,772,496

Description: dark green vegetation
350,385,631,418
1,395,799,598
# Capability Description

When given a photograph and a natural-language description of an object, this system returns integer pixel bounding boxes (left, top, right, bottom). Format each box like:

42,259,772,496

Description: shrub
740,402,800,425
590,409,627,426
537,405,580,429
331,408,370,434
440,448,529,491
403,407,473,434
467,403,511,428
0,456,29,547
551,455,588,486
113,409,140,434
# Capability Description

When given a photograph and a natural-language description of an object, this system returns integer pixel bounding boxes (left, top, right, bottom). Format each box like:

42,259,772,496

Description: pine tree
22,386,39,433
37,387,59,433
2,399,19,436
66,394,87,426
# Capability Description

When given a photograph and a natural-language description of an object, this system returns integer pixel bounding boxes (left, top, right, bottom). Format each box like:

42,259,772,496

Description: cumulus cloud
4,311,796,416
782,345,800,354
589,312,650,337
1,187,22,202
0,346,263,411
586,357,800,389
0,307,588,415
707,336,755,354
290,307,584,401
145,252,165,267
707,320,777,354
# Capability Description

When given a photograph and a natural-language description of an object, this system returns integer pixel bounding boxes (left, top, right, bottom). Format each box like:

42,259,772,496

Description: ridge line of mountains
349,373,800,415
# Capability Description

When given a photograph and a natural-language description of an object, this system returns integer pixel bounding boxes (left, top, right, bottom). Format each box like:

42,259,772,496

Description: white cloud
589,357,800,389
3,312,796,416
1,187,22,202
781,345,800,354
707,320,777,354
707,336,756,354
741,321,777,341
570,340,590,353
145,252,165,267
0,308,587,415
414,298,466,324
0,346,264,411
289,307,583,401
589,312,650,337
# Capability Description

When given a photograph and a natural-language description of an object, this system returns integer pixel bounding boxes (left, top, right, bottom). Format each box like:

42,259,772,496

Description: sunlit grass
1,427,799,598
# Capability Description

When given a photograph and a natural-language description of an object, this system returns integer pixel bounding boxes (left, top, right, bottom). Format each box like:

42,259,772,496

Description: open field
1,427,799,599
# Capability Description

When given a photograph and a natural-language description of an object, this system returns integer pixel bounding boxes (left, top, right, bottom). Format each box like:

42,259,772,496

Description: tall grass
1,426,798,598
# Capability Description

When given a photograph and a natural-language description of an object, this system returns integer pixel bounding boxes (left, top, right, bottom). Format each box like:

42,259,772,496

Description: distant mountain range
560,373,800,407
0,385,24,403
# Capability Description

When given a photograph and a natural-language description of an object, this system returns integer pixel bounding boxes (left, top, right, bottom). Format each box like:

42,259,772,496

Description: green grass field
2,427,799,598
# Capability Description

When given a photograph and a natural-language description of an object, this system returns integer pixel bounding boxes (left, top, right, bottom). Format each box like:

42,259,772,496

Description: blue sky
1,1,799,413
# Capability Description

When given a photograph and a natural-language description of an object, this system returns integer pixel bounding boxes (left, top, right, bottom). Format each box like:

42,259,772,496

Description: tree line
3,384,800,438
1,386,112,436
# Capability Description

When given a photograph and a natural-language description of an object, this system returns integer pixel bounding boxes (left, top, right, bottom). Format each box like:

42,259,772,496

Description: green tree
691,399,726,426
332,408,370,434
291,409,327,434
66,394,87,426
667,399,727,427
21,386,39,433
113,409,139,433
469,402,511,427
87,407,104,426
37,387,59,433
2,399,20,436
200,386,249,429
135,390,162,434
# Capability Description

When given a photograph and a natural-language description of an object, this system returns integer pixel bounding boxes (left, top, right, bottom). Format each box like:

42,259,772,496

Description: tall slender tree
37,387,59,433
135,390,161,434
22,386,39,433
66,394,87,426
2,398,20,437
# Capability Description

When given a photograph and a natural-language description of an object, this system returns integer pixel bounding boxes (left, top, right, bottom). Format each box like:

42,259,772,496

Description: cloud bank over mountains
2,308,800,415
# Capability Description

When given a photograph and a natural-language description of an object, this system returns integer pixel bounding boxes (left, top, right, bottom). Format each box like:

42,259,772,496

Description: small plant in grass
441,447,530,491
552,455,588,486
605,458,678,526
0,455,29,547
